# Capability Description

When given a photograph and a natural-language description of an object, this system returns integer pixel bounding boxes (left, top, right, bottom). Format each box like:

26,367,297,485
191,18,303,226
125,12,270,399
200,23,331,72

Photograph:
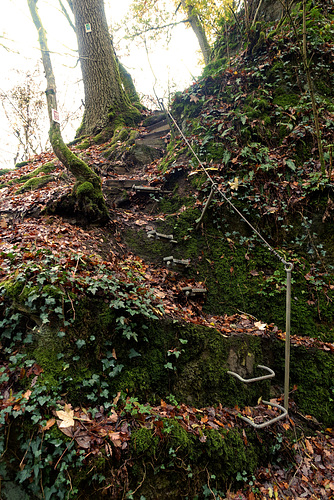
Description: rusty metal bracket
227,365,275,383
236,400,288,429
132,185,171,194
181,286,207,298
195,184,217,230
147,230,177,243
163,256,190,268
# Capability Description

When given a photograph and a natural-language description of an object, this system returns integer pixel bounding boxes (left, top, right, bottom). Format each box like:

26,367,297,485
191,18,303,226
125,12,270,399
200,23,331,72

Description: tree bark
72,0,140,137
180,0,211,65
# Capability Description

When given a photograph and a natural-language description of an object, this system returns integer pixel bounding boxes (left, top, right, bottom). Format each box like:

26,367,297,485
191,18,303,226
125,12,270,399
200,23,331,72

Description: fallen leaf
22,389,32,400
228,177,239,190
113,391,121,405
42,418,56,431
108,431,122,447
75,432,91,449
56,420,74,438
56,403,75,428
107,410,118,423
305,438,314,454
254,321,267,330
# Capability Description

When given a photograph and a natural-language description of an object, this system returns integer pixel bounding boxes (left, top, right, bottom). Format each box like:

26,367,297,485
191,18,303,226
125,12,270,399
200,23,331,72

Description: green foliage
0,248,164,403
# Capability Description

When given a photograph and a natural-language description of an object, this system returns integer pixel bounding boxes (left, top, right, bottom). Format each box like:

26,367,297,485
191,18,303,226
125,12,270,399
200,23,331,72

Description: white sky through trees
1,0,201,168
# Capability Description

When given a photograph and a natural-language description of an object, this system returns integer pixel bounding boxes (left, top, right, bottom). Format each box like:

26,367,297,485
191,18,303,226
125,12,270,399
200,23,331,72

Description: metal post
284,263,293,410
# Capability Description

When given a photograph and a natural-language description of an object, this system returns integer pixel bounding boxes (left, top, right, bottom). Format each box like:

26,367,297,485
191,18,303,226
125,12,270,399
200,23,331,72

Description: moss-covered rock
15,175,55,194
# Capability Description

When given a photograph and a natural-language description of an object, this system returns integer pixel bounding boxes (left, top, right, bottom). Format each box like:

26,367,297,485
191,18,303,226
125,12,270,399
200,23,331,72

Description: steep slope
0,2,334,499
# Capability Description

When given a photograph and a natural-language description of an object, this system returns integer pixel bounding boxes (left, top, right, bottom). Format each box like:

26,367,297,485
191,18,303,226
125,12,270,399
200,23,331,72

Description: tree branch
58,0,76,33
126,19,189,39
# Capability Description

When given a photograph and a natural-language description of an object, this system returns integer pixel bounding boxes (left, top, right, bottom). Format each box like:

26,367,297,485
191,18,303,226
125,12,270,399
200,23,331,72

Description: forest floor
0,118,334,499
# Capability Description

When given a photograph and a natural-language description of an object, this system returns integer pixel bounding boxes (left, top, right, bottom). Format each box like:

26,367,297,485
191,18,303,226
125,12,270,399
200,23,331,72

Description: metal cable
158,98,293,414
162,101,292,268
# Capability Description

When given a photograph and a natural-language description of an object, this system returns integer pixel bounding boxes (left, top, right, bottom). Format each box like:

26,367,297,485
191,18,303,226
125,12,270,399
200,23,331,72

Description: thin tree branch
58,0,76,32
126,19,189,39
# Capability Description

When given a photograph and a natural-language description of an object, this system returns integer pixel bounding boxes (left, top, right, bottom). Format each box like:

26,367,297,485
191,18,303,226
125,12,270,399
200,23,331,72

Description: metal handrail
236,400,288,429
227,365,275,383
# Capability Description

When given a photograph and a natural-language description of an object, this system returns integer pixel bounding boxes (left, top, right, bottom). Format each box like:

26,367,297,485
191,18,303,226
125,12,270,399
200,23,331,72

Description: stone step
146,118,169,134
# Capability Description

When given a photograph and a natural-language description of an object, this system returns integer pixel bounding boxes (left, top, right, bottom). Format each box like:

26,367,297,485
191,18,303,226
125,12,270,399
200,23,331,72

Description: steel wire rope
158,99,293,412
154,91,293,410
161,99,292,268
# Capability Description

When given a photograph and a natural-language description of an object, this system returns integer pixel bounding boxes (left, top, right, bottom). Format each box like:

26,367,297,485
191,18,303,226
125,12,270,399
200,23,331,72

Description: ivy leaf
129,348,141,359
285,159,296,171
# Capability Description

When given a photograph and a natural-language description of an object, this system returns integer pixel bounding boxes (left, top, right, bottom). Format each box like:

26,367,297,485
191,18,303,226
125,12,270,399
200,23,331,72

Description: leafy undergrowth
1,128,334,500
1,3,334,498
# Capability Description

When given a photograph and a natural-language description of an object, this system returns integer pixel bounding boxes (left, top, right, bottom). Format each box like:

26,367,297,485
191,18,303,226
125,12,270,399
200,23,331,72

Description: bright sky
0,0,202,169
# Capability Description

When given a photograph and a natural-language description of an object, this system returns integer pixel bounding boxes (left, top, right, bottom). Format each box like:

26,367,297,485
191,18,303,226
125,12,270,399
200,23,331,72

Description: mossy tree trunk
180,0,211,65
28,0,109,223
117,60,143,109
72,0,141,137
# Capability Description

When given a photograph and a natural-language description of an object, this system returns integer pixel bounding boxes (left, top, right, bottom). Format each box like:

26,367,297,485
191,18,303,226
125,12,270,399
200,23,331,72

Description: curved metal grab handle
227,365,275,383
237,400,288,429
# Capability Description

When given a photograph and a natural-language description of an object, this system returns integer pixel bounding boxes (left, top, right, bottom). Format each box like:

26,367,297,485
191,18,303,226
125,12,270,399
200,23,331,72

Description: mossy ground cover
0,240,333,498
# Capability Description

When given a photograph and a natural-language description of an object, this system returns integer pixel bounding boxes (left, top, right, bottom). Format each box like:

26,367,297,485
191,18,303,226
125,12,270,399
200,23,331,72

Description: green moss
273,92,300,108
205,428,259,477
273,342,334,427
252,31,266,53
101,127,140,158
0,168,11,177
158,144,187,173
15,175,54,194
131,426,159,456
15,161,30,168
76,138,91,150
202,57,228,78
127,128,139,145
76,181,94,197
1,279,25,299
167,418,196,451
92,126,114,145
3,162,56,189
30,324,65,387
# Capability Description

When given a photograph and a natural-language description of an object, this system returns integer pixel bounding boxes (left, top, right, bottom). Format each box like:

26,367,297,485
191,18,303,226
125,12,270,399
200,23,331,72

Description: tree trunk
28,0,109,223
118,60,143,109
72,0,140,137
180,0,211,65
